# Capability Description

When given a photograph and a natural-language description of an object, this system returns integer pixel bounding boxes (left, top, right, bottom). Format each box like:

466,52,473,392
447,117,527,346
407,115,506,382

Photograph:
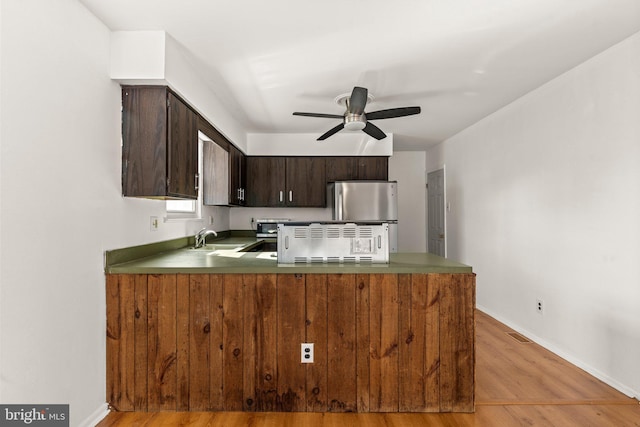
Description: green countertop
105,236,473,274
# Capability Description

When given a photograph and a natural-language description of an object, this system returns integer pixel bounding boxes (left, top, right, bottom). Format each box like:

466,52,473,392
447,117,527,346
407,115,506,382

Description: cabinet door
239,151,247,203
358,157,388,180
229,146,247,205
203,142,229,205
286,157,326,207
167,92,198,198
246,157,286,207
326,157,358,182
122,86,169,197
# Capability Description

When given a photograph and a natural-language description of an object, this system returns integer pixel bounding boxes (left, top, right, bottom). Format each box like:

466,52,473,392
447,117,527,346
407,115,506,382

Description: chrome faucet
194,228,218,248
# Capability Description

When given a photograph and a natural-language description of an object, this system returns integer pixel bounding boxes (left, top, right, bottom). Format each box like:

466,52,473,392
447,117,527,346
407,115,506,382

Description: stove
255,218,290,238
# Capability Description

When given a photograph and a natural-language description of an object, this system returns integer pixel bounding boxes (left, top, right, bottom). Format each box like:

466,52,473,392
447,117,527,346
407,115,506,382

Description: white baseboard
78,403,110,427
476,304,639,400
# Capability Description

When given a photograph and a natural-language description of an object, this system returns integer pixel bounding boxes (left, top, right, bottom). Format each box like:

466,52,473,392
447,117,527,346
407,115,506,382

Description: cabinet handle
240,188,245,201
195,173,199,191
279,191,283,202
289,190,293,202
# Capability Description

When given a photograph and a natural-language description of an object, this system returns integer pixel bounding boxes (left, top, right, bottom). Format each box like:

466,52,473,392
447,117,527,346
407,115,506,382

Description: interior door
427,168,446,256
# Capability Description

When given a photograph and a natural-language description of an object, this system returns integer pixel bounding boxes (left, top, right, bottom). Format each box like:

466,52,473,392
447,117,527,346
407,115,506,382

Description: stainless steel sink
240,241,277,252
188,243,245,251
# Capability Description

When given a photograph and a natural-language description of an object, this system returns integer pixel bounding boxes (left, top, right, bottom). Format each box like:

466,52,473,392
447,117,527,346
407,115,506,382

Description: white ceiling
80,0,640,150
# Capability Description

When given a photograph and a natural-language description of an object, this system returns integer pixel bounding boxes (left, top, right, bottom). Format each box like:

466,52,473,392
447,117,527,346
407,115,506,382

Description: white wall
389,152,426,252
247,133,393,156
427,31,640,398
0,1,233,425
230,207,332,230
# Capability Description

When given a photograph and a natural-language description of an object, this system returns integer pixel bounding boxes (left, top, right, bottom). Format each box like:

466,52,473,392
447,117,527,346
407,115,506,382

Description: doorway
427,168,446,256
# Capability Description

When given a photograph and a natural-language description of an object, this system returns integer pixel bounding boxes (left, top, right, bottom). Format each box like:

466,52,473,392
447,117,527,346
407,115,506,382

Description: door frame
426,166,447,257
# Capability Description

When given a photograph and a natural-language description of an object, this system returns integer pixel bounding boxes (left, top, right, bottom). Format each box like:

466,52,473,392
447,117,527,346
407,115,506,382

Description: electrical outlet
536,299,544,314
301,343,314,363
150,216,159,231
208,215,214,225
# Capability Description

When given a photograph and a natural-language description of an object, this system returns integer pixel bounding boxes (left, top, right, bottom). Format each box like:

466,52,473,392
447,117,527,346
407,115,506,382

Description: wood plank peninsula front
106,271,475,413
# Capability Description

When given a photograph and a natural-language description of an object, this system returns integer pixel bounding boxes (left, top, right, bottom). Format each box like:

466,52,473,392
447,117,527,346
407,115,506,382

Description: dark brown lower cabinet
106,273,475,413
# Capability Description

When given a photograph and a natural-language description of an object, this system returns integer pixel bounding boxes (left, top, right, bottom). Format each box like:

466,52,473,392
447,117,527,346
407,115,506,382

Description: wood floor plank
98,403,640,427
475,311,630,403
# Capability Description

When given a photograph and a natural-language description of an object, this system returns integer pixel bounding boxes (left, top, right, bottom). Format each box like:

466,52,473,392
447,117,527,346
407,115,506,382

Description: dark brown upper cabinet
286,157,326,207
245,157,284,207
228,145,247,206
122,86,198,199
325,156,389,182
246,157,326,207
357,157,388,180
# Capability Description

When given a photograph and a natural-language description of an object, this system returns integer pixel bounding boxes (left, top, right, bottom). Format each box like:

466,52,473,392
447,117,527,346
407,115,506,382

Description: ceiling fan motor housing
292,86,420,140
344,113,366,131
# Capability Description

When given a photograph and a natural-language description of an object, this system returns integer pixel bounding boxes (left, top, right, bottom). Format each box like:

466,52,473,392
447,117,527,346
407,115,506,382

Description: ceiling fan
293,86,421,141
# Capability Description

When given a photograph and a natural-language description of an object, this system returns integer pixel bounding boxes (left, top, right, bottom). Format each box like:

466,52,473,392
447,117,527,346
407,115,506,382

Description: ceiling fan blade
318,123,345,140
362,122,386,140
366,106,421,120
293,112,344,119
348,86,368,115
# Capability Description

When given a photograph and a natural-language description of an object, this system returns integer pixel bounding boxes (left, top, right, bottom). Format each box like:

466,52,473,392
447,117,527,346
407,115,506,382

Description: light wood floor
97,310,640,426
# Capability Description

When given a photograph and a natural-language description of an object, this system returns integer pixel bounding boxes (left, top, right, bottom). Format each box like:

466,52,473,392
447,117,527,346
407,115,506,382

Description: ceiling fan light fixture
344,114,366,131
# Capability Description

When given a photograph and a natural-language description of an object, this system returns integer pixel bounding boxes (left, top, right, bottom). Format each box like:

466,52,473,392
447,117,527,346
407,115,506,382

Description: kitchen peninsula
105,237,475,414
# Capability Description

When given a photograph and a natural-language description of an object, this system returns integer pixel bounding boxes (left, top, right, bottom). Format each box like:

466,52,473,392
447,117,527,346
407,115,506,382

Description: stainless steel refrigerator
328,181,398,252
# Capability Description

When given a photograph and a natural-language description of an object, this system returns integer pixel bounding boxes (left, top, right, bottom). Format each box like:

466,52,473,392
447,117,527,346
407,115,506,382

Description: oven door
256,222,279,237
